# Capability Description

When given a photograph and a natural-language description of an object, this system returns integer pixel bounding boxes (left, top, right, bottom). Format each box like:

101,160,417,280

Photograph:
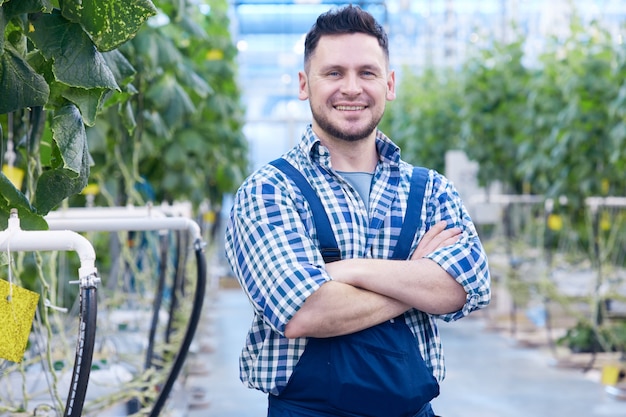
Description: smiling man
225,5,491,417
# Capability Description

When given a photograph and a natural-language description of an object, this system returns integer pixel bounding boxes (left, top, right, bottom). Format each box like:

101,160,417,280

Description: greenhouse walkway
186,285,626,417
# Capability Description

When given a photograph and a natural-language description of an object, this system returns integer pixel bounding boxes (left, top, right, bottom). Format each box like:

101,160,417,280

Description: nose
340,73,362,96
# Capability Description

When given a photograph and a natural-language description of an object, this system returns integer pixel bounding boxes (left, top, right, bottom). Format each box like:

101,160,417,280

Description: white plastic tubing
1,209,98,282
45,202,194,221
46,207,202,241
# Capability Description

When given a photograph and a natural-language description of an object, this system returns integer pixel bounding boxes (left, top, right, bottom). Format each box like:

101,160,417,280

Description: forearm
328,258,467,315
284,280,409,339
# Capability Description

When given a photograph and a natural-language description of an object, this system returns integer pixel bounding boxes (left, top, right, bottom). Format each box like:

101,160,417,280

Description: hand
410,221,461,260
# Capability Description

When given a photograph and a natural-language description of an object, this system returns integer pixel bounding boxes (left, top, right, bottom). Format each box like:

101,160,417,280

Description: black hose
165,230,184,344
127,233,170,413
148,238,206,417
64,278,98,417
145,233,169,370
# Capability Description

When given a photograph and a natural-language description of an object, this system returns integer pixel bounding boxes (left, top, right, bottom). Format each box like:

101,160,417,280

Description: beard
310,105,383,143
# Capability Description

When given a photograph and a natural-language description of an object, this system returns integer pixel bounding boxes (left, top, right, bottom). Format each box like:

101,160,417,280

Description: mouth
334,105,366,111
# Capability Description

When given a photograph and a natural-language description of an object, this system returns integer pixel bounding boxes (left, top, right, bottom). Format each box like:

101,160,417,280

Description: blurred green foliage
381,17,625,219
1,0,248,227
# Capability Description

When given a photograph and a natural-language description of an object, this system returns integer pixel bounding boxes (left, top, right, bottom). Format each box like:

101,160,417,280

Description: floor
185,286,626,417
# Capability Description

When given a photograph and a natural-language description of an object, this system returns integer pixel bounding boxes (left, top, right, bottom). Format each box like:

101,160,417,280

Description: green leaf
102,49,136,86
0,205,48,231
145,74,195,129
34,105,91,213
0,6,6,53
163,142,187,169
177,129,206,154
61,0,157,52
2,0,52,18
176,62,213,99
33,165,89,215
61,86,108,127
132,30,182,69
0,173,47,230
142,109,170,140
0,45,49,114
0,172,33,211
28,10,119,90
178,14,209,40
120,100,137,134
50,104,88,175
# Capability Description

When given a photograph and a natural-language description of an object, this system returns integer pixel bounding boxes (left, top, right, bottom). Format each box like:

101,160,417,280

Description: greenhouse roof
234,1,387,34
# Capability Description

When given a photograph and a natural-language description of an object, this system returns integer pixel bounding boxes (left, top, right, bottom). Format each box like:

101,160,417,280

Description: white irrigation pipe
45,214,206,416
0,209,100,417
472,194,626,211
45,202,193,220
46,205,169,221
585,196,626,210
1,209,97,279
469,194,546,205
46,216,202,242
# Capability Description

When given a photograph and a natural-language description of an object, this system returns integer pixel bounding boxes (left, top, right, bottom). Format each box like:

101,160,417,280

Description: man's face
299,33,396,144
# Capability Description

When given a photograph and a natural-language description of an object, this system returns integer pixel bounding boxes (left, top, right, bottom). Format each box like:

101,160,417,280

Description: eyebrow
317,64,384,73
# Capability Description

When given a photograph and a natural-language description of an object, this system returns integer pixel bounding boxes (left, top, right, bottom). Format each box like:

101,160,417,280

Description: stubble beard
311,106,383,143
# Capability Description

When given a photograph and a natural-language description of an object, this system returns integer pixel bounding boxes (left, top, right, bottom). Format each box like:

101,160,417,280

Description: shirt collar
298,124,402,169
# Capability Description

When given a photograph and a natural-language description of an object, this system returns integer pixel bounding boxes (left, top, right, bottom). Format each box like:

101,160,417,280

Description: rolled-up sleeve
423,172,491,322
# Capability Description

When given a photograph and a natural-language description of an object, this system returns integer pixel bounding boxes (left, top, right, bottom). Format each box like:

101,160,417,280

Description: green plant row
0,0,248,231
381,16,626,219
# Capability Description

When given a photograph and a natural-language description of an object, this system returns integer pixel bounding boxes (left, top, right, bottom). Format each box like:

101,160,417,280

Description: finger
418,221,447,246
412,222,446,255
433,227,461,247
418,231,459,256
420,221,454,248
439,234,461,248
411,222,461,259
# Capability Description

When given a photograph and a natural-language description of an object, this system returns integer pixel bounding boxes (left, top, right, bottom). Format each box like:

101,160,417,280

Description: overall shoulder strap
391,167,430,260
269,158,341,263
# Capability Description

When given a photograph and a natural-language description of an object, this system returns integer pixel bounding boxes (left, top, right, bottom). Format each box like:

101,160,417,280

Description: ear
298,71,309,100
386,70,396,101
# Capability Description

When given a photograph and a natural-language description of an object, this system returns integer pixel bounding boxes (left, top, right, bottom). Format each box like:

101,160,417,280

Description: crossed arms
284,221,467,338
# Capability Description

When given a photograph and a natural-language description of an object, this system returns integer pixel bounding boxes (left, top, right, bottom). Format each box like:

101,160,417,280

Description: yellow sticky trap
2,165,25,189
81,183,100,196
203,210,216,223
0,279,40,363
602,364,622,386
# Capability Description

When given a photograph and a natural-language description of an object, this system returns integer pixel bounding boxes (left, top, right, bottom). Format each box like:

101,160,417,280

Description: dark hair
304,5,389,70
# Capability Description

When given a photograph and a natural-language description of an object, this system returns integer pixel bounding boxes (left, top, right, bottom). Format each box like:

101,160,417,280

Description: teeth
335,106,364,111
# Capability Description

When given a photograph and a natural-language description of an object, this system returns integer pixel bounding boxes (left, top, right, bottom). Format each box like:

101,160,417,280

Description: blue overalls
268,159,440,417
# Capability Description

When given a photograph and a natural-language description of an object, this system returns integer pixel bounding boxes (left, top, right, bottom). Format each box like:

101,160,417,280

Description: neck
322,137,378,173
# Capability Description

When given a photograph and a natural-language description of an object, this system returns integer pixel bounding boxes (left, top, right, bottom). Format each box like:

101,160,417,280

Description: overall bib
268,159,440,417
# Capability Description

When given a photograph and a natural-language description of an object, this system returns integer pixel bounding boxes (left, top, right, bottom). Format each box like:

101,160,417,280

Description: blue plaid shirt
225,125,491,396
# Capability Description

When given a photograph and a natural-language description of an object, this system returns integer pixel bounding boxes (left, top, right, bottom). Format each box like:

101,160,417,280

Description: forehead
309,33,388,69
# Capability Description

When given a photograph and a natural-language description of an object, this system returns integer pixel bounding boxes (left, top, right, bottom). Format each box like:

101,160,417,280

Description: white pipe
0,211,98,280
45,202,194,220
470,194,545,204
471,194,626,209
45,205,167,220
46,217,203,243
585,196,626,208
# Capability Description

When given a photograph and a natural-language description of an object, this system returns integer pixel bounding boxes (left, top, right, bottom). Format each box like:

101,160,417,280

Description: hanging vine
0,0,158,230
